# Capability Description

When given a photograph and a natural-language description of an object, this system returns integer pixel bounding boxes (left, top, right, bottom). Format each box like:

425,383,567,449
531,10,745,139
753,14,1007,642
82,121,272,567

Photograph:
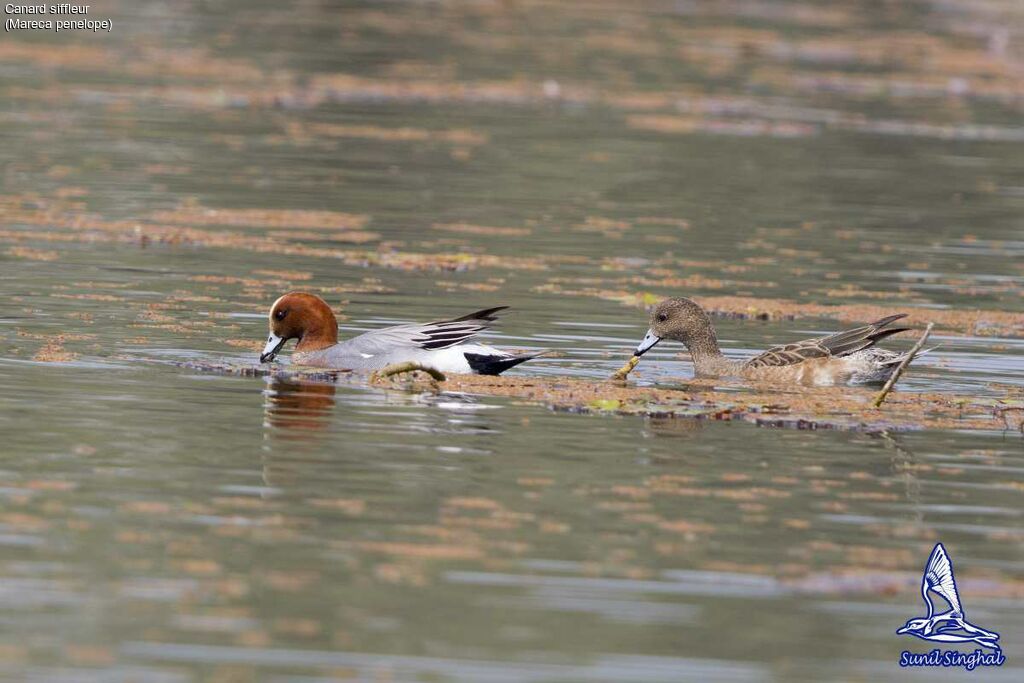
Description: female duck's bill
633,329,661,357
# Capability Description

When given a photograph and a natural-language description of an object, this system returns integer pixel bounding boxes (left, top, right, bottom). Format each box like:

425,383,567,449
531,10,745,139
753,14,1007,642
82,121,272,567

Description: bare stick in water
873,323,933,408
370,361,447,383
610,355,641,381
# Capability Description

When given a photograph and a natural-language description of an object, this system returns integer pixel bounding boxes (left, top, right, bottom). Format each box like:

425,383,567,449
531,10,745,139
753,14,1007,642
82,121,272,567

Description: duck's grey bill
633,329,661,357
260,333,285,363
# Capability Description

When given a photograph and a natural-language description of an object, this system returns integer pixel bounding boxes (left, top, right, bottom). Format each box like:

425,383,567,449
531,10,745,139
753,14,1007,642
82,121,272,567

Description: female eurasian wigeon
259,292,538,375
631,297,920,386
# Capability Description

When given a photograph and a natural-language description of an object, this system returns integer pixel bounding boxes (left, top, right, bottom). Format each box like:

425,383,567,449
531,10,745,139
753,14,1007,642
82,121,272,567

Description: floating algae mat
171,358,1022,435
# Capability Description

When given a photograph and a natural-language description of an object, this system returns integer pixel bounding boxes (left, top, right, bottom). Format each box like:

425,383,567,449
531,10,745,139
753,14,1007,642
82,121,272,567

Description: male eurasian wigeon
259,292,538,375
631,297,921,386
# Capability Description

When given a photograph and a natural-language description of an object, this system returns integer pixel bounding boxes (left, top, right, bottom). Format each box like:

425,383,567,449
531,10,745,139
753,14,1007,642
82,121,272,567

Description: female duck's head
634,297,720,358
260,292,339,362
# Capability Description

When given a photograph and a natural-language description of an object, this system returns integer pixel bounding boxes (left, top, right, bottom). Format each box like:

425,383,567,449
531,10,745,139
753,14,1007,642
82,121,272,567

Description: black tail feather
464,352,536,376
449,306,509,323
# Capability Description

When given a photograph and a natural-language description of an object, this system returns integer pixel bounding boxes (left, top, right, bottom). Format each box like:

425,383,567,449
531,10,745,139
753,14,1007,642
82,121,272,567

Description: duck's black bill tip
260,335,286,363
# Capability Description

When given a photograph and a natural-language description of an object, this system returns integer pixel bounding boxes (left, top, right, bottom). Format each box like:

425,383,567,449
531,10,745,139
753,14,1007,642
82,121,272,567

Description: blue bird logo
896,543,1000,651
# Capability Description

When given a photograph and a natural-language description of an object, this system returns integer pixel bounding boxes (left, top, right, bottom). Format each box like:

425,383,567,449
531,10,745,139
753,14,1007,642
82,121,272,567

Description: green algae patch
588,398,623,412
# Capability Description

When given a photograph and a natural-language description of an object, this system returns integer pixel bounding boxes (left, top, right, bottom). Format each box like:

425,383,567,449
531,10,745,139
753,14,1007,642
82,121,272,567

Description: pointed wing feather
745,314,909,368
348,307,508,353
924,543,963,616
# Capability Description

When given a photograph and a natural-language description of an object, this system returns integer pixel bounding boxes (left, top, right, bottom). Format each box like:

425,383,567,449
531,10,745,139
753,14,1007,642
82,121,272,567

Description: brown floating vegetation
2,0,1021,150
695,296,1023,339
172,360,1021,435
536,282,1024,338
289,122,488,146
628,114,817,138
5,246,59,261
441,374,1017,435
31,335,80,363
0,196,549,272
149,206,371,231
432,223,532,237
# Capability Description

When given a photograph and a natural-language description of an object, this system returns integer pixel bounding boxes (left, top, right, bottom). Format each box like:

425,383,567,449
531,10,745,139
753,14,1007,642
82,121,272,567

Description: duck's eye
274,309,287,321
657,313,668,322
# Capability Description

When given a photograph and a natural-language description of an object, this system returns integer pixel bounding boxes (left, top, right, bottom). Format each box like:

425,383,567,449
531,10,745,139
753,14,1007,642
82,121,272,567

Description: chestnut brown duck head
261,292,339,363
632,297,918,386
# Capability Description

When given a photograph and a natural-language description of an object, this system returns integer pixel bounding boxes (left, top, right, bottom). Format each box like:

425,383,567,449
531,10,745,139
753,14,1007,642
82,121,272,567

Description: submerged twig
610,355,641,381
370,361,447,383
873,323,933,408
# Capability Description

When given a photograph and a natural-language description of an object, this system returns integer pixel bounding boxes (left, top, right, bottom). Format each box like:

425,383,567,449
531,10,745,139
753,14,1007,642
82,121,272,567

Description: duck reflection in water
263,377,338,439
